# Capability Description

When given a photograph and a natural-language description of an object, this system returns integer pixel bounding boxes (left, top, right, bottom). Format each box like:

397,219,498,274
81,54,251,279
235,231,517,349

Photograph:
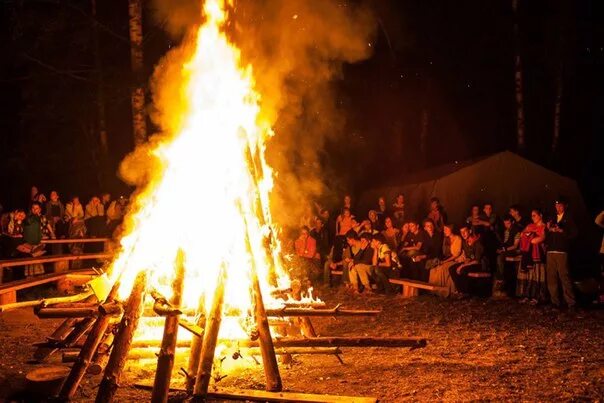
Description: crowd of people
289,193,600,311
1,186,601,310
0,186,128,261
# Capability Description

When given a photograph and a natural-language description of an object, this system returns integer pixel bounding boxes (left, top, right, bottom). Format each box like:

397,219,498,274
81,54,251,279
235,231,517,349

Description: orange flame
109,0,290,319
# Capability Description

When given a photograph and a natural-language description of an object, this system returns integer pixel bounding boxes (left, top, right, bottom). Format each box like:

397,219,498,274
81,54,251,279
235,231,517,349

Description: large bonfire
111,0,288,317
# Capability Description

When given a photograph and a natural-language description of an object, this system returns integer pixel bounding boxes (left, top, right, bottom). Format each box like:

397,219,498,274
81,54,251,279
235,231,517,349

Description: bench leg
401,285,419,298
0,291,17,305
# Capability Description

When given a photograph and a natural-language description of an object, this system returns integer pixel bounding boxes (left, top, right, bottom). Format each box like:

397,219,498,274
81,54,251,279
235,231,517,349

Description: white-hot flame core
109,0,290,315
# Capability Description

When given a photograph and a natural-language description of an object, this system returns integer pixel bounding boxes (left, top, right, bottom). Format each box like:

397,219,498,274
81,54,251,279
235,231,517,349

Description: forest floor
1,286,603,402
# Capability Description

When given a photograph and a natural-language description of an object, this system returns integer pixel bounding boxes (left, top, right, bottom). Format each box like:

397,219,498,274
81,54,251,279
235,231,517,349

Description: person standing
545,197,577,309
21,203,48,276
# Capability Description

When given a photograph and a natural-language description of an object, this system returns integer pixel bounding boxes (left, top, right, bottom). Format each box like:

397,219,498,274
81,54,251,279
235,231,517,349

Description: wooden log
277,301,326,309
62,317,96,346
132,339,192,348
265,305,380,318
248,347,341,356
46,318,79,344
0,291,95,313
135,383,378,403
289,286,317,339
250,258,282,391
150,288,182,316
35,306,99,318
237,206,282,392
192,266,226,400
238,337,427,349
33,318,79,362
151,249,186,403
96,271,147,403
179,318,204,338
62,350,80,363
131,337,426,349
58,278,122,399
87,330,115,375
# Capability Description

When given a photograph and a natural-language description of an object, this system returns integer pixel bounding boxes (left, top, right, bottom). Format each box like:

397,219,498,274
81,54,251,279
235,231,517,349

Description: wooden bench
388,278,447,298
0,268,98,305
0,253,111,302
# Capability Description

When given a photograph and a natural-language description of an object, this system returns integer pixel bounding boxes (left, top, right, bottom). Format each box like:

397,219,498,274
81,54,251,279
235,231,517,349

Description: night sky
0,0,602,212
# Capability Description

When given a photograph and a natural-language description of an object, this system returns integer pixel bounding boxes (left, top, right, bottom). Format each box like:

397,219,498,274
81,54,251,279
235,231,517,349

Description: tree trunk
551,63,563,155
128,0,146,146
512,0,526,152
91,0,109,188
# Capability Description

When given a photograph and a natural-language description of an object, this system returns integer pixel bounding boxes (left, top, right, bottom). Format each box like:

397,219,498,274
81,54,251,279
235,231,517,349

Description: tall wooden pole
128,0,147,146
96,271,147,403
250,269,282,391
192,266,226,400
185,294,206,393
58,280,122,399
151,250,186,403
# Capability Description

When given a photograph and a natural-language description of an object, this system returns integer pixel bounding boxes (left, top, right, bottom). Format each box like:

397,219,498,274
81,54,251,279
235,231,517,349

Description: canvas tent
359,151,589,228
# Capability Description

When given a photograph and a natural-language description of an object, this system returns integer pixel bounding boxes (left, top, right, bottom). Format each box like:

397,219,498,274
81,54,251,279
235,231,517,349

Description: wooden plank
135,384,377,403
388,278,446,291
42,238,109,244
0,253,111,269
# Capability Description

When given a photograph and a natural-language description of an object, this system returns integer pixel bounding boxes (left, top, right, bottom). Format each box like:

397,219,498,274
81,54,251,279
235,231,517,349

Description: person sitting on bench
348,233,374,295
323,230,358,287
370,233,397,294
493,215,521,298
449,225,489,297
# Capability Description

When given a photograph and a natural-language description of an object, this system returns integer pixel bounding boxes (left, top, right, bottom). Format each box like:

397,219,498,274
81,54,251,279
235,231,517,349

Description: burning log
289,282,318,338
151,249,186,403
265,304,380,318
251,270,282,392
185,296,205,392
58,278,123,399
178,318,204,338
96,271,147,403
150,289,182,317
192,266,226,400
132,339,192,348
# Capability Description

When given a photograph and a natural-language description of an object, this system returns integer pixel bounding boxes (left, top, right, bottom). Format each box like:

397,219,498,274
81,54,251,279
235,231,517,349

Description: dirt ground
1,287,603,402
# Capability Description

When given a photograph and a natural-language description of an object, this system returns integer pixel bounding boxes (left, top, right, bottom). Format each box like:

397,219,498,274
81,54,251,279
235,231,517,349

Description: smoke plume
144,0,377,228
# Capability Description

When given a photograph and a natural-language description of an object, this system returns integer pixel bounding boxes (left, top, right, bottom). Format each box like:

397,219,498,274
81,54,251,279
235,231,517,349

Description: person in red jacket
293,226,320,285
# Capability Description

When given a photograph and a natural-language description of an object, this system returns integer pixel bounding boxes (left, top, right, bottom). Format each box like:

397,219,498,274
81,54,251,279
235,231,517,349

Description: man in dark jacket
545,197,577,309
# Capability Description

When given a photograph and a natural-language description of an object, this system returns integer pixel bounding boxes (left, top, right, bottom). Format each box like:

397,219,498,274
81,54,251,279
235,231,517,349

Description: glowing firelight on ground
107,0,296,340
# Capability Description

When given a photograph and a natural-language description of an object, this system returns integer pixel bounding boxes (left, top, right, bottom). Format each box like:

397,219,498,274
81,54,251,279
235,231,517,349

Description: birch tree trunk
128,0,146,146
512,0,526,152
